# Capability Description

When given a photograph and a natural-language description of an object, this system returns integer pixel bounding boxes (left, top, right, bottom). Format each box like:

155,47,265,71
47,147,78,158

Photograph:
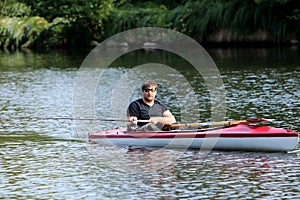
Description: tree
0,1,48,49
19,0,115,47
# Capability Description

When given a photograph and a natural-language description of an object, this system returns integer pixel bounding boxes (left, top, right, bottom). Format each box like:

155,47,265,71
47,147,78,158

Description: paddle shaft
1,117,149,123
165,118,272,128
165,120,245,128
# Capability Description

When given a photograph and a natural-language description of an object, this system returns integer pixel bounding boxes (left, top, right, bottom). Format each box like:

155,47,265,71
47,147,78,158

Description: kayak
88,123,299,152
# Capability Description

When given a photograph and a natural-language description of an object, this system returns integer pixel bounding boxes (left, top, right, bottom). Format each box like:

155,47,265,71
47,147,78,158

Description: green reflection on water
0,131,82,144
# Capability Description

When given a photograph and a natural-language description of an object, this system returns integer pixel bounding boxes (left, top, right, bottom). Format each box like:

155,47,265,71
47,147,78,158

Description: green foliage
104,0,299,44
1,0,299,48
20,0,115,47
1,0,31,17
104,2,170,37
32,17,69,48
169,0,225,39
168,0,299,43
0,2,48,49
287,9,300,20
251,0,299,43
0,16,48,48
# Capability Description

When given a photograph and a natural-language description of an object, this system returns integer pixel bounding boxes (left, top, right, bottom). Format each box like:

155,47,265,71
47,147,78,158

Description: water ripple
1,49,299,199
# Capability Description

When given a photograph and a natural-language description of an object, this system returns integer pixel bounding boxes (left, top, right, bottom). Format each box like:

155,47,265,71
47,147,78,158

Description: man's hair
141,80,157,90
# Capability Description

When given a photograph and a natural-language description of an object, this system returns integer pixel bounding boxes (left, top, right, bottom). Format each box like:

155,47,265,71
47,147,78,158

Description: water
0,47,299,199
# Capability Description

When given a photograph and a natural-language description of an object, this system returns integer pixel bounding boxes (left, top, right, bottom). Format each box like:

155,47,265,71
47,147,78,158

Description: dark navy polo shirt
127,98,169,126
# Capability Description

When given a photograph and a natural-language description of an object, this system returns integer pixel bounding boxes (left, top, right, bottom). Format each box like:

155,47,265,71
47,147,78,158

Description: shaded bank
1,0,299,49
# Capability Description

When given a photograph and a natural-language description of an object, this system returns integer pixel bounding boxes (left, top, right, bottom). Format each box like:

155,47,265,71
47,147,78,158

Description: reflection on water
79,144,300,199
0,47,299,199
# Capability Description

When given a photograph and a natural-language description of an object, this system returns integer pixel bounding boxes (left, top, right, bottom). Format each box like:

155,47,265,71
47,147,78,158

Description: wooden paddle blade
246,118,273,123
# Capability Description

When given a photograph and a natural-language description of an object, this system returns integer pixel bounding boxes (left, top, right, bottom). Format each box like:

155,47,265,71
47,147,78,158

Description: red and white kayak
89,123,299,152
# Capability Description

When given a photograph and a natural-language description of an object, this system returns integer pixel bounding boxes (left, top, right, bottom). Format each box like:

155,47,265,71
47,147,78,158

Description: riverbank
1,0,299,49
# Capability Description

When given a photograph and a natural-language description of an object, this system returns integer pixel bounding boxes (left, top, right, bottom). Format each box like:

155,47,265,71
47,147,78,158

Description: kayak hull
89,124,299,152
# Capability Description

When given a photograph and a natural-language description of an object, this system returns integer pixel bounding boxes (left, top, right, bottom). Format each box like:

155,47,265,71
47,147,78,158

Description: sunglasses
143,88,157,92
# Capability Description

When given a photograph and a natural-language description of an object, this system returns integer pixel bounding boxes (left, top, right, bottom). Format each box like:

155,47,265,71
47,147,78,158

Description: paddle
1,116,149,123
164,118,273,129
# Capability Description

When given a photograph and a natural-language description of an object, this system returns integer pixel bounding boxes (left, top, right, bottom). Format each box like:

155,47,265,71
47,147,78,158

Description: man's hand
128,116,138,125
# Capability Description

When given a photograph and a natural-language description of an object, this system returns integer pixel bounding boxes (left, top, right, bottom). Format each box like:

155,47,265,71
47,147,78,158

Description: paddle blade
246,118,273,123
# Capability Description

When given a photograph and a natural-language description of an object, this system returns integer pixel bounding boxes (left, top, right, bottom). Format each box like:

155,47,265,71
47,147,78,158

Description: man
127,80,176,131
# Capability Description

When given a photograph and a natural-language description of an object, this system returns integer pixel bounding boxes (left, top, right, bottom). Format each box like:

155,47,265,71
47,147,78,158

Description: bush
0,16,48,49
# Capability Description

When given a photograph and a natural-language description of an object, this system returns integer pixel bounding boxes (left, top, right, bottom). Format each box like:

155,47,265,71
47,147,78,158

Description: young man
127,80,176,130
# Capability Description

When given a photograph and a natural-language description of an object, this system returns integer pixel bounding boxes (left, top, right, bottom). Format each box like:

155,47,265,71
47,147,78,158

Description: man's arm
127,101,139,125
149,110,176,125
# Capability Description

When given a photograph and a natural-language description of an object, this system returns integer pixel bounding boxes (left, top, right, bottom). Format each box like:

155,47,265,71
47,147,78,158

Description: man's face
143,87,157,101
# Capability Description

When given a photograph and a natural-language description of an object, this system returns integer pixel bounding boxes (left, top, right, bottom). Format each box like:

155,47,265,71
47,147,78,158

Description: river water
0,46,299,199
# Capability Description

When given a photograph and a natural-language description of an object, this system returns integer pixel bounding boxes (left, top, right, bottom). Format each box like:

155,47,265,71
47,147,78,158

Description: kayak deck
89,124,299,152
